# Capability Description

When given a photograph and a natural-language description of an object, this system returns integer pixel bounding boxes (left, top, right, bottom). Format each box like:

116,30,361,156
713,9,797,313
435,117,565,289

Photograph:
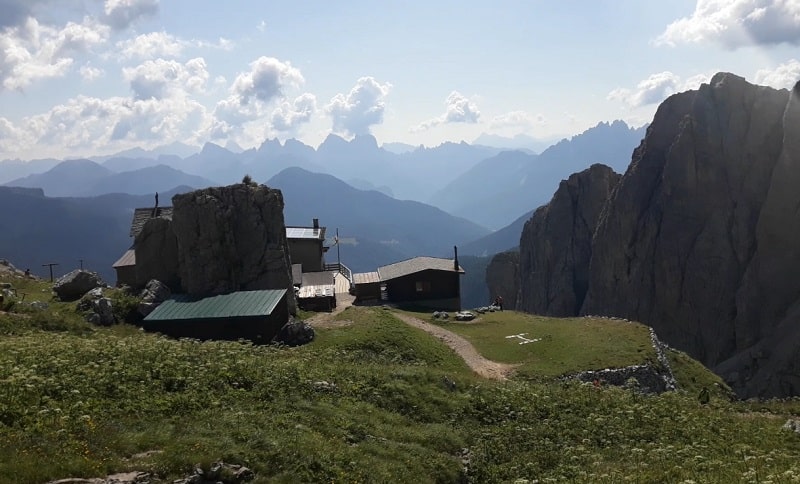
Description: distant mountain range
5,160,215,197
432,121,648,229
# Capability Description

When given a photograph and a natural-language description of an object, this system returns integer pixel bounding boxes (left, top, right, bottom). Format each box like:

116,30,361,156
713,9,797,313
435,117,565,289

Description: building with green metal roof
143,289,289,343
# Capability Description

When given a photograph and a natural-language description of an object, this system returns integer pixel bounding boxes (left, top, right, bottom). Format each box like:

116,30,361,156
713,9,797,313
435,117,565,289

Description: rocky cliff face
134,217,179,290
516,164,621,316
485,250,520,309
171,182,295,313
579,73,799,397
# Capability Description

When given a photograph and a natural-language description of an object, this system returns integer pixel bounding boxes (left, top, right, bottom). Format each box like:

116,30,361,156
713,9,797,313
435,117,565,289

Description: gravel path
392,312,516,381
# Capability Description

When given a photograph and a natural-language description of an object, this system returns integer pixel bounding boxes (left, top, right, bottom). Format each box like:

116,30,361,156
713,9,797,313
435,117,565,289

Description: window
415,281,431,292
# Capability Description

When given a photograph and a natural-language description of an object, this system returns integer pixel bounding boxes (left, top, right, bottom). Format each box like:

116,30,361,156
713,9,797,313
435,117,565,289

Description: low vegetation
1,274,799,483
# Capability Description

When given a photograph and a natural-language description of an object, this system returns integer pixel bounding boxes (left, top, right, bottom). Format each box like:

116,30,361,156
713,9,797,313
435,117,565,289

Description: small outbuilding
142,289,289,343
297,271,336,311
377,254,465,310
111,248,136,287
352,271,381,302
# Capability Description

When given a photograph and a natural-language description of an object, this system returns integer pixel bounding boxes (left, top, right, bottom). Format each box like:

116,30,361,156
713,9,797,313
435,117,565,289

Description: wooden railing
324,262,352,282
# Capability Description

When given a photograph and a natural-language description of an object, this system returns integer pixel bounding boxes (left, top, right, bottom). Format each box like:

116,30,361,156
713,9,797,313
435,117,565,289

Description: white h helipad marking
504,333,541,345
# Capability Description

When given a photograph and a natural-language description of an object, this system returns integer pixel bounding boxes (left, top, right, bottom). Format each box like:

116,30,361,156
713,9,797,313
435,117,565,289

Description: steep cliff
485,250,520,309
515,164,621,316
581,73,799,397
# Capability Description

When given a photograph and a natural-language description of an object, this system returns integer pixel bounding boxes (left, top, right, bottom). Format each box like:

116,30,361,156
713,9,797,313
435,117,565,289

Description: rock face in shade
580,73,800,397
170,182,296,314
485,250,520,310
134,217,180,290
516,164,621,316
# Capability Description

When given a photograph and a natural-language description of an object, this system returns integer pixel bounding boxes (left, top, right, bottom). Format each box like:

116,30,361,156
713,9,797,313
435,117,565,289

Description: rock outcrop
485,250,519,310
516,164,621,316
134,217,179,290
578,73,800,397
171,182,296,313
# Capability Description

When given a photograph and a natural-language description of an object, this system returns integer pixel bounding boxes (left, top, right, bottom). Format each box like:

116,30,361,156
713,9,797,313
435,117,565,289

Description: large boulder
171,182,296,314
53,270,104,301
579,73,799,397
516,164,620,316
137,279,172,317
272,319,315,346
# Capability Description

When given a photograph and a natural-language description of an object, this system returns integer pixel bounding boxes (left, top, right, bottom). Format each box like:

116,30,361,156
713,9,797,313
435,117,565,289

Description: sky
0,0,799,160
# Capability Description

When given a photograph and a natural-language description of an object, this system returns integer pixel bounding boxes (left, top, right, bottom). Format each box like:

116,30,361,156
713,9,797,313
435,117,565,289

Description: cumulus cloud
608,71,711,107
231,56,303,105
657,0,800,48
1,89,213,158
79,63,104,80
326,77,392,136
754,59,800,89
413,91,480,131
103,0,159,30
116,31,185,59
0,16,109,90
271,93,317,132
490,110,546,129
122,57,208,100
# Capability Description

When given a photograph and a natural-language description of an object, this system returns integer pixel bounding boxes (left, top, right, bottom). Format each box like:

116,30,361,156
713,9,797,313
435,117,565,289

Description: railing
324,262,352,283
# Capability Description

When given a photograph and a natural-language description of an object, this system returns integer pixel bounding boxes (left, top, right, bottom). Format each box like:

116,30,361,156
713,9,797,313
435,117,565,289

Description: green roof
144,289,287,321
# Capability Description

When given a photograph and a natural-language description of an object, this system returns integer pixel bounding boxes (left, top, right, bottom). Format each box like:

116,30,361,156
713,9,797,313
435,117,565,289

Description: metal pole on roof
336,228,341,268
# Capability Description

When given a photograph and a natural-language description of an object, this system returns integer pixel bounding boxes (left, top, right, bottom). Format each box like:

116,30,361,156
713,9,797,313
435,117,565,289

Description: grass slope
1,273,800,483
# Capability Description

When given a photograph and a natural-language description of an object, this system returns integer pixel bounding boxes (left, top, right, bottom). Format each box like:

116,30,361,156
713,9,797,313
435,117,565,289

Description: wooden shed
352,271,381,302
142,289,288,343
377,256,465,310
297,271,336,311
112,248,136,287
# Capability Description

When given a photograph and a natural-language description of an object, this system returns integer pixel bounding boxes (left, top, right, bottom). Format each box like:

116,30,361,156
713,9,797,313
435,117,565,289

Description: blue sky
1,0,798,160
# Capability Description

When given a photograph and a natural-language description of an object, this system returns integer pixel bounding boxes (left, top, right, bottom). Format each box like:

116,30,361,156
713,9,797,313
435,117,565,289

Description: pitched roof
130,207,173,238
112,249,136,268
286,226,326,240
143,289,287,321
377,257,464,281
353,271,380,285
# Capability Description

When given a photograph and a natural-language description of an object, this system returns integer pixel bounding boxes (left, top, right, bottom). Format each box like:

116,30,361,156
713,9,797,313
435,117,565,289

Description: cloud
1,89,214,158
608,71,710,107
116,31,185,59
490,110,546,129
0,16,109,90
656,0,800,48
271,93,317,132
414,90,480,131
754,59,800,89
103,0,159,30
326,76,392,136
79,63,104,80
231,56,303,105
122,57,208,100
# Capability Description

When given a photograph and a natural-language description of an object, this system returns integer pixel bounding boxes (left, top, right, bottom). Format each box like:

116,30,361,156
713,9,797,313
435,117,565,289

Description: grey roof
353,271,380,285
130,207,173,238
112,249,136,268
377,257,465,281
286,226,326,240
144,289,287,321
297,271,336,299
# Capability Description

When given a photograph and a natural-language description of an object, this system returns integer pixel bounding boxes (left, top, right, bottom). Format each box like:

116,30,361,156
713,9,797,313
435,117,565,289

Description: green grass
400,309,655,380
2,280,800,483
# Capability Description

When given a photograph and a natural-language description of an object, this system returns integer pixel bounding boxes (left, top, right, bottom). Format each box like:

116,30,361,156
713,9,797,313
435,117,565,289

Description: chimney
453,245,459,271
313,218,319,230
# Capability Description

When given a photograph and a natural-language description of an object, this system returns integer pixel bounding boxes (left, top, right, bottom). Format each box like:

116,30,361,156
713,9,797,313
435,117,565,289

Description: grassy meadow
1,273,800,483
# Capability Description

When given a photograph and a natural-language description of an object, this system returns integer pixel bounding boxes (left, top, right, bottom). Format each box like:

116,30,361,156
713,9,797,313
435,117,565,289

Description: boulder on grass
53,270,103,301
272,320,315,346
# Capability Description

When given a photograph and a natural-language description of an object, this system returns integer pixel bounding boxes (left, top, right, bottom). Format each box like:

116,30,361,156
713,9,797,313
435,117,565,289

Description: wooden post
42,263,59,282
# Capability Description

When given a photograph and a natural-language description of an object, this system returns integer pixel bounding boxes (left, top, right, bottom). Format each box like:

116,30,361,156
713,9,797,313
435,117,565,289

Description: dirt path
392,312,516,381
305,298,515,380
305,293,356,329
